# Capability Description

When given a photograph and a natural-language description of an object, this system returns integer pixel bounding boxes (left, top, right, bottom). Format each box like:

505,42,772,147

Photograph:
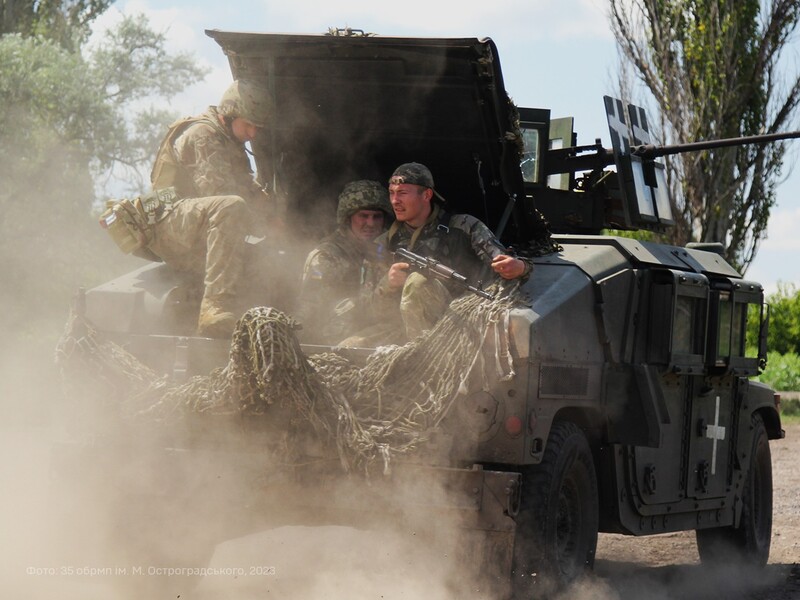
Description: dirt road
593,422,800,600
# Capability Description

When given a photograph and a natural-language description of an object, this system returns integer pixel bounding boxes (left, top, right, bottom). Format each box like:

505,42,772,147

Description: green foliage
0,35,99,179
0,13,207,345
0,0,112,50
602,229,656,242
746,283,800,354
0,15,207,194
765,283,800,354
781,397,800,417
87,15,209,192
756,352,800,392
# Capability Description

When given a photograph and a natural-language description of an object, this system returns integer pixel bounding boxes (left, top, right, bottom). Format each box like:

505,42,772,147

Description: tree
0,14,207,341
608,0,800,272
0,0,112,50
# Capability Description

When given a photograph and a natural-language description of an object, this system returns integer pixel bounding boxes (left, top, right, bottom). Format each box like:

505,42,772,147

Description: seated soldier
146,79,276,338
296,180,393,345
373,162,532,340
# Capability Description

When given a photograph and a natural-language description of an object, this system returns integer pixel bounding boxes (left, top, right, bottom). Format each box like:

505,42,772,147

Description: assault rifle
394,247,494,300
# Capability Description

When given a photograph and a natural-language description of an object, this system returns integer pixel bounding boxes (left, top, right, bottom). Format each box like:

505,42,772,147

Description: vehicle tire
510,420,599,599
695,412,772,567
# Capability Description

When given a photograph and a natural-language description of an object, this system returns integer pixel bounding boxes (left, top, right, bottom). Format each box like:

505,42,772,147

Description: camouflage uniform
297,180,393,345
374,162,533,340
147,80,273,337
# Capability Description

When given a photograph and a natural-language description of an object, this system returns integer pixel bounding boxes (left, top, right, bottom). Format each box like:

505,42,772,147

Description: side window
647,271,708,369
521,128,540,184
707,281,763,374
732,301,747,357
673,295,703,355
518,107,551,186
716,292,732,359
744,304,763,360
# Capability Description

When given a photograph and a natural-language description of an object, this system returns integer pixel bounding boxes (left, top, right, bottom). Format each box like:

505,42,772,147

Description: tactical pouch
99,199,149,254
99,187,179,254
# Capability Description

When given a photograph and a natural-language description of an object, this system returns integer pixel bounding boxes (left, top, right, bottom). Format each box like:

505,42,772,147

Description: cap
389,162,446,203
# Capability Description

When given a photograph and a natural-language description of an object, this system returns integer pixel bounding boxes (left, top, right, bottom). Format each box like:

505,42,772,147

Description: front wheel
511,421,598,598
696,412,773,567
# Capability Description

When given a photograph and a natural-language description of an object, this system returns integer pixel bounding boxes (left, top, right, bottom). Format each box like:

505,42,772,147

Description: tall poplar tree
609,0,800,271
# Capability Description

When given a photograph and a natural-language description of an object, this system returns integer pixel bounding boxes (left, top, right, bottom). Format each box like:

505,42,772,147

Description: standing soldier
146,79,275,337
297,180,393,345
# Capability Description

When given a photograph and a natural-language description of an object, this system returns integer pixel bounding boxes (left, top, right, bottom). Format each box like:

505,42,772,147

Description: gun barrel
631,130,800,159
469,286,494,300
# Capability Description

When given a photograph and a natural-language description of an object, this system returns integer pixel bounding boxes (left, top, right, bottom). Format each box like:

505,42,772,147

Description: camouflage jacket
152,106,266,206
297,229,383,345
373,205,531,298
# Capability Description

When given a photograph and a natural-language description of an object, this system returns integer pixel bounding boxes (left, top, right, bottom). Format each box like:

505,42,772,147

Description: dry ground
592,421,800,600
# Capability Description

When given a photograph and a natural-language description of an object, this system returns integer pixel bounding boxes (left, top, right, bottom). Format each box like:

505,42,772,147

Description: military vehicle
56,29,788,598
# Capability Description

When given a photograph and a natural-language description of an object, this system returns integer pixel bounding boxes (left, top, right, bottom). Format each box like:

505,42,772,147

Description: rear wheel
696,412,772,567
511,421,598,598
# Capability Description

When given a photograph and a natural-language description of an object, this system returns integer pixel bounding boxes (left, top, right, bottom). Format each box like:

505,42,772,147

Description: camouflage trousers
337,272,451,347
399,271,452,339
148,195,250,315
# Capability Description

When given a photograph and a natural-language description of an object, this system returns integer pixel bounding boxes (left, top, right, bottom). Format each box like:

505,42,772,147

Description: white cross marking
629,105,651,146
706,395,727,475
604,96,630,154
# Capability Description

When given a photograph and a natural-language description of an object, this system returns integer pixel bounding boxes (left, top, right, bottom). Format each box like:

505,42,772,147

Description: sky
93,0,800,294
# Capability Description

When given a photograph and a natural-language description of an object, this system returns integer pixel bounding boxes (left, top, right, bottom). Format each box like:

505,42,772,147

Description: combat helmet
336,180,393,229
218,80,272,128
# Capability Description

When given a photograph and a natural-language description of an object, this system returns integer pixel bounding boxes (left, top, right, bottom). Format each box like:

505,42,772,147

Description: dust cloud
0,156,488,600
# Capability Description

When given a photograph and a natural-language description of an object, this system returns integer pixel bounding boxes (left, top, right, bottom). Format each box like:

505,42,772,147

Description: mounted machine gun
518,96,800,235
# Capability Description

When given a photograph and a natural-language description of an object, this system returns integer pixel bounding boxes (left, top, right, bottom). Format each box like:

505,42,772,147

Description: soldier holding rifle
373,162,533,340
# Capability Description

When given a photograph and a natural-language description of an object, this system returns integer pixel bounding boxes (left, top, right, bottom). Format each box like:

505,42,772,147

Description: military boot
196,297,238,338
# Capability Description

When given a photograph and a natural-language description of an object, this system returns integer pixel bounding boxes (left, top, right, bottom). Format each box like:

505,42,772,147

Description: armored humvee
57,29,786,598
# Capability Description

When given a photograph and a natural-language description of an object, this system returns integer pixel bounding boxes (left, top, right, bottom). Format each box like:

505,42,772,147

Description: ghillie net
56,281,527,475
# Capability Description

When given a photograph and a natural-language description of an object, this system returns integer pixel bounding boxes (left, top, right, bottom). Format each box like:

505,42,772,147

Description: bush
756,351,800,392
747,283,800,355
781,397,800,416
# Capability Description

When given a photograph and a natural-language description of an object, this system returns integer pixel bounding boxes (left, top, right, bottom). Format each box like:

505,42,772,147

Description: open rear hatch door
205,30,533,243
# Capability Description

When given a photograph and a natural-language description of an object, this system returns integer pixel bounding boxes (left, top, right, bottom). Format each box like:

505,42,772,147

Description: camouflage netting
56,281,527,475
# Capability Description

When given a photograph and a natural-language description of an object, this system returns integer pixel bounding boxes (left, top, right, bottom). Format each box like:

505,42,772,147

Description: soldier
146,79,275,337
374,162,532,339
297,180,393,345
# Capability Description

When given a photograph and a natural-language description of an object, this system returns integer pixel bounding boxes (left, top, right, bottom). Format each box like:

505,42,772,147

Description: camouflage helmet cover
218,80,272,128
336,180,393,229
